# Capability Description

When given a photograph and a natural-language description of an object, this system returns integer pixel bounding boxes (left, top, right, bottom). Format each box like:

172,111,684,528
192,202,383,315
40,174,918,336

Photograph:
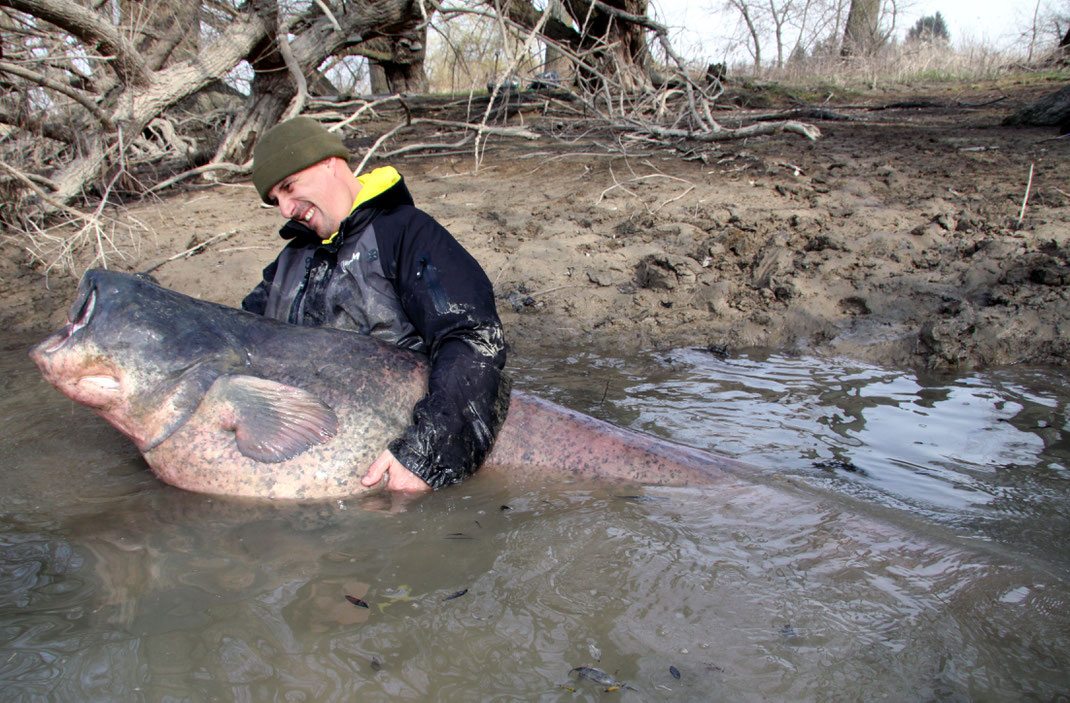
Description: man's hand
362,450,433,492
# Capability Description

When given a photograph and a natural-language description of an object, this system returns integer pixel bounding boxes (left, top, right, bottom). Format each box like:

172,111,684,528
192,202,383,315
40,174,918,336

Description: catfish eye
70,289,96,335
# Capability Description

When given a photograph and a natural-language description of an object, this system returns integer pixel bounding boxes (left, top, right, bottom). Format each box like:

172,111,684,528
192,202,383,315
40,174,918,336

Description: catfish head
30,269,241,450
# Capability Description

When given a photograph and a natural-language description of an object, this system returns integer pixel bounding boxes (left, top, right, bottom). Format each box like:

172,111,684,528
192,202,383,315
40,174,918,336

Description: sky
652,0,1036,64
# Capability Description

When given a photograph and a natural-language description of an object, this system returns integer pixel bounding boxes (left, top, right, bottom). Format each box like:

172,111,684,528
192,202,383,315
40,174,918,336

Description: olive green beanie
252,117,350,204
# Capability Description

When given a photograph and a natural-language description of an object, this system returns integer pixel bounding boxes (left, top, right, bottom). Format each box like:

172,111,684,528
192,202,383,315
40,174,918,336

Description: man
243,116,510,492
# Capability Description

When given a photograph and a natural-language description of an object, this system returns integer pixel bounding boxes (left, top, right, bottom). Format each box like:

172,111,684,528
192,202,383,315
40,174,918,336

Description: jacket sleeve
241,259,278,315
381,207,510,488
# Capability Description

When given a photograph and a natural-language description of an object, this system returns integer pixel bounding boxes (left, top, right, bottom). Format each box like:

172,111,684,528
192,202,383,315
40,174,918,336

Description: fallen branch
529,284,580,297
379,134,473,159
355,117,539,174
598,172,695,203
330,95,404,132
144,161,250,194
754,108,851,122
638,119,821,142
143,228,238,273
0,159,99,224
418,118,539,139
354,121,410,175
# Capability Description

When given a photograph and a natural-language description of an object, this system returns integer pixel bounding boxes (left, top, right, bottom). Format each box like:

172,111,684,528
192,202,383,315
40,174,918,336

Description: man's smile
293,204,316,226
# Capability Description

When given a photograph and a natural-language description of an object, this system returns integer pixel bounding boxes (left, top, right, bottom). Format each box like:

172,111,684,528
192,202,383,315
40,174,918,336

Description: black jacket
242,172,509,488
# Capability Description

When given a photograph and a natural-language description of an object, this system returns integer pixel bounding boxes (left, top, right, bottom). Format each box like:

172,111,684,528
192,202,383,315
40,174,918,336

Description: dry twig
143,229,239,273
1017,162,1034,229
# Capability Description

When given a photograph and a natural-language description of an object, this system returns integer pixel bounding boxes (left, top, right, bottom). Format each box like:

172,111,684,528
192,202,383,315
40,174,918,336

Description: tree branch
0,0,151,86
0,59,113,127
0,108,77,144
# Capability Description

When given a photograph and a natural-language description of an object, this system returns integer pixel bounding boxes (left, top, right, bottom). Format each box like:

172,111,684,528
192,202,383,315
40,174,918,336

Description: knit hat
252,117,350,204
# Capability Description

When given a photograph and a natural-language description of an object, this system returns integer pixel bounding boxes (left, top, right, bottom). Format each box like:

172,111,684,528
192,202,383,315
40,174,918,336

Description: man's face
268,158,355,239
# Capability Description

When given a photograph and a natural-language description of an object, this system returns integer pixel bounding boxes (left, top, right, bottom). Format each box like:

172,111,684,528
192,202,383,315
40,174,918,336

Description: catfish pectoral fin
211,375,339,463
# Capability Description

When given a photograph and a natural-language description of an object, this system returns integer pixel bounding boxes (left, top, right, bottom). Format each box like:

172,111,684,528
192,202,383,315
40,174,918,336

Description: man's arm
377,207,510,489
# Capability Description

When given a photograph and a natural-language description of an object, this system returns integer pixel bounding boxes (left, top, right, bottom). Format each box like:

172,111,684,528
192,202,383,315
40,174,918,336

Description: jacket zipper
288,255,314,325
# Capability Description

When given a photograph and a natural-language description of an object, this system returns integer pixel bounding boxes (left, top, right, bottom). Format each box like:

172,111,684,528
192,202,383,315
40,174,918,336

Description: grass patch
726,41,1068,95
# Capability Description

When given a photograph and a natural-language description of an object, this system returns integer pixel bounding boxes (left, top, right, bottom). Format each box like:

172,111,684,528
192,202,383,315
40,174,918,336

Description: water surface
2,334,1068,700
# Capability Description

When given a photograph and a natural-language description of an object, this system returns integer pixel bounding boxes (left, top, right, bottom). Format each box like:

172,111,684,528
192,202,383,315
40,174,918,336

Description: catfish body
31,270,745,499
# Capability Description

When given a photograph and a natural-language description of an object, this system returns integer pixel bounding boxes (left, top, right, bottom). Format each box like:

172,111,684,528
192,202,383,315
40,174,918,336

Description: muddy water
2,333,1069,700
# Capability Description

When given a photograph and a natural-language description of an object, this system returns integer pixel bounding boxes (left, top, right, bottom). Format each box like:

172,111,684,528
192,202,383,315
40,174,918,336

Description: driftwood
1003,84,1070,132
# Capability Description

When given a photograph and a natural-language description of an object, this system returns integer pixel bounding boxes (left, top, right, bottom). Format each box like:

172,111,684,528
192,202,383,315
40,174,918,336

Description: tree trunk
565,0,652,91
841,0,881,57
739,1,762,73
360,24,429,95
501,0,654,92
213,0,424,165
211,65,296,166
542,0,572,81
369,61,390,94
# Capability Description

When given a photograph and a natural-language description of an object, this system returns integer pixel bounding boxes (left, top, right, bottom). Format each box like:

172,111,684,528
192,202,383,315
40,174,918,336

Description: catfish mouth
30,285,122,408
42,287,96,354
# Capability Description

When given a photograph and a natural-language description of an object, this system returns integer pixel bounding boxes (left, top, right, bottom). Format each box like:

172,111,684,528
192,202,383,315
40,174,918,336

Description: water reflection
509,345,1070,568
2,334,1070,700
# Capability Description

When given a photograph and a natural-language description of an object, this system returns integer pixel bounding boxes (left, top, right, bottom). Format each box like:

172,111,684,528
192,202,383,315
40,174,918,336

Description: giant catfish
30,269,751,499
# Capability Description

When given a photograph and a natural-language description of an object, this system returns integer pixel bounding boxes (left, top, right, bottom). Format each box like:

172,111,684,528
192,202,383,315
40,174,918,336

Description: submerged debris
569,666,636,691
813,458,864,474
696,343,729,358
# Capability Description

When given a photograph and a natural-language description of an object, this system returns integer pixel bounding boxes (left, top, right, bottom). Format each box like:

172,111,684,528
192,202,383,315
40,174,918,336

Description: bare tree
492,0,661,90
767,0,798,68
0,0,272,207
722,0,851,72
0,0,820,238
0,0,433,215
1022,0,1070,60
725,0,765,72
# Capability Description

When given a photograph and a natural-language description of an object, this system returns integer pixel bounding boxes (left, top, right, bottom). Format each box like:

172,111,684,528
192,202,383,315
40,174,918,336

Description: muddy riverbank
2,80,1068,370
